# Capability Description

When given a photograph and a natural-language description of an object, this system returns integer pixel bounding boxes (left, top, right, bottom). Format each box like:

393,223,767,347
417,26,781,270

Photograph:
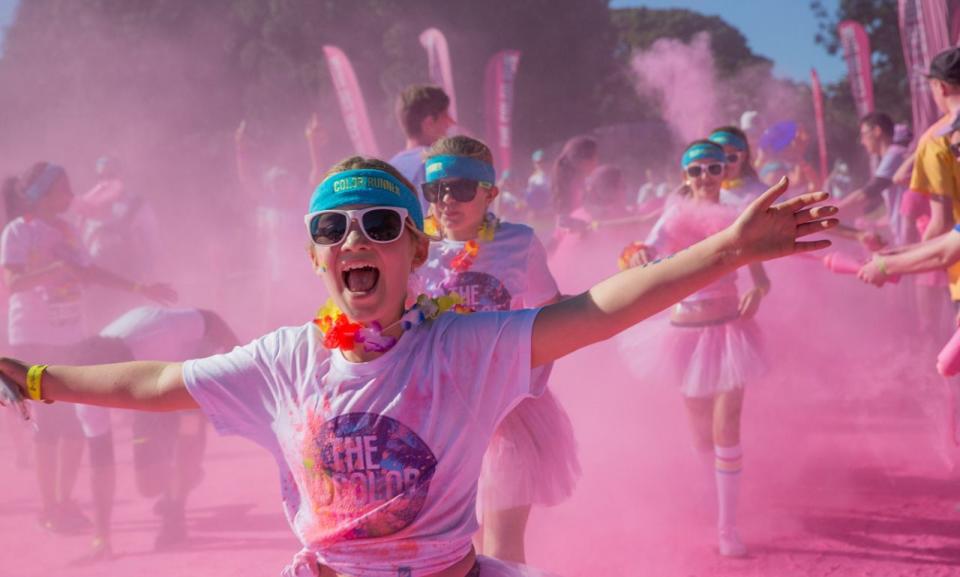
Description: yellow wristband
874,255,888,276
26,364,48,402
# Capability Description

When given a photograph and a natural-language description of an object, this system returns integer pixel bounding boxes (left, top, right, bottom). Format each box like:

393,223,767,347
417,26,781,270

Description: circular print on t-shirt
301,413,437,541
442,271,512,312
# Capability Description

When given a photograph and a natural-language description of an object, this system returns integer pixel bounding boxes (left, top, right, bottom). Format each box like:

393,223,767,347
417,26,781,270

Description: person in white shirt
69,306,239,556
418,136,578,564
1,161,174,538
0,156,837,577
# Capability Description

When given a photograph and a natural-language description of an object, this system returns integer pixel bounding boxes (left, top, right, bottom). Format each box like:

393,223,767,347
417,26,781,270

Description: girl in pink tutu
619,140,771,557
418,136,579,564
0,154,835,577
709,126,767,209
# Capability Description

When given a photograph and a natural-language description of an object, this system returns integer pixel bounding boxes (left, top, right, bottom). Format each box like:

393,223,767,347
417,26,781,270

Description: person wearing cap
0,153,837,576
906,47,960,318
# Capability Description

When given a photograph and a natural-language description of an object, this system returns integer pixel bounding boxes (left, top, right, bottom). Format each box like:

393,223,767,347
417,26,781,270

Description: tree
811,0,909,122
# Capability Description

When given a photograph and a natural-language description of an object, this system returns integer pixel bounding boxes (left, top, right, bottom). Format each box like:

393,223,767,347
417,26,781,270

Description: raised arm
531,178,837,367
0,358,195,412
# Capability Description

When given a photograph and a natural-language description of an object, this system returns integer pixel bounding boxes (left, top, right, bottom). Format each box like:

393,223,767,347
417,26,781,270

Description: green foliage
811,0,909,122
0,0,633,180
613,7,770,78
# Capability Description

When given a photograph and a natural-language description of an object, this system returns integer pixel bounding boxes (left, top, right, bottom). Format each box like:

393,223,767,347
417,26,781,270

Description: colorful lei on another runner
617,241,648,271
314,294,470,353
722,178,745,190
449,212,499,273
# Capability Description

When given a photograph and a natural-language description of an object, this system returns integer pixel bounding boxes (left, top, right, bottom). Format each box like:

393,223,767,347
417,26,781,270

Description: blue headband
23,164,66,204
424,155,496,185
681,143,726,168
309,169,424,231
708,131,748,151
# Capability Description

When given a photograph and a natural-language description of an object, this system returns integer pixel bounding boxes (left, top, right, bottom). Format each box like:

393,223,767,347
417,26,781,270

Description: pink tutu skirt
478,387,581,511
617,311,766,398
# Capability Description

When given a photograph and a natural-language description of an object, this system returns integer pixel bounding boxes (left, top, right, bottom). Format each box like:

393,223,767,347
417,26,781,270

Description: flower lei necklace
314,294,471,353
449,212,499,273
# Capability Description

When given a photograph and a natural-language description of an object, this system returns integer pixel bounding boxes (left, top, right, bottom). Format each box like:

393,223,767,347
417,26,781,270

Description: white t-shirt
183,310,541,577
389,147,428,211
875,144,908,244
0,217,89,345
420,221,559,311
101,306,207,360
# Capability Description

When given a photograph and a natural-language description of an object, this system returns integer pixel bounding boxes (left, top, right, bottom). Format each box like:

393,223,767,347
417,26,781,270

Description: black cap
928,47,960,85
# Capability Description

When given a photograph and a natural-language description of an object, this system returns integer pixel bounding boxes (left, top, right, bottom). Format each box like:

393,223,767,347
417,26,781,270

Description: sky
612,0,846,83
0,0,15,56
0,0,845,84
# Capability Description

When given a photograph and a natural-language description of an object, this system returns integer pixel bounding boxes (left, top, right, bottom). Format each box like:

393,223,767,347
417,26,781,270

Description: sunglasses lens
686,166,703,178
449,179,479,202
422,182,441,203
362,208,405,242
423,179,480,203
310,212,348,245
708,164,724,176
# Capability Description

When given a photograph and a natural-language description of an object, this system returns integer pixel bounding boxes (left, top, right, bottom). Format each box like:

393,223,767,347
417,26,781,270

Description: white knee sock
714,444,743,529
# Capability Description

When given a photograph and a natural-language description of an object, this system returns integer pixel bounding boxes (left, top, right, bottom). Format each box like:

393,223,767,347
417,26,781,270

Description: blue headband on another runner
309,169,424,231
681,143,726,168
424,155,496,185
708,130,748,151
23,163,66,204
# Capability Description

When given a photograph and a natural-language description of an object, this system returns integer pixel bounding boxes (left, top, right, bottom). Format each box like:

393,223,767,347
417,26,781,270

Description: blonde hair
426,135,494,165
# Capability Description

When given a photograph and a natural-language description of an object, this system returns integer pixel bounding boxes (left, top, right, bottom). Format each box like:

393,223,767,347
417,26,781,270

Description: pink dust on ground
2,234,960,577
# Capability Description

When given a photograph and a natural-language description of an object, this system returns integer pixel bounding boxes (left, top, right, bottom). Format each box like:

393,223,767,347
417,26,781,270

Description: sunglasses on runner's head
421,178,490,204
725,152,740,164
304,207,410,246
685,163,725,179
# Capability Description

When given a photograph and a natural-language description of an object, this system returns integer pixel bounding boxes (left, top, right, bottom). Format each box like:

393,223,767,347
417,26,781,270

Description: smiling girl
619,140,772,557
0,155,835,577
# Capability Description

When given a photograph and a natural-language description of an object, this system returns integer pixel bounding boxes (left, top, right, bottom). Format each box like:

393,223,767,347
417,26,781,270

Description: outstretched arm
0,358,195,412
531,178,837,367
859,228,960,285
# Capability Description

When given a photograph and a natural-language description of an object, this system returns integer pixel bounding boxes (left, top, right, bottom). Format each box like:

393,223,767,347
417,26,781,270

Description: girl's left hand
738,287,764,319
